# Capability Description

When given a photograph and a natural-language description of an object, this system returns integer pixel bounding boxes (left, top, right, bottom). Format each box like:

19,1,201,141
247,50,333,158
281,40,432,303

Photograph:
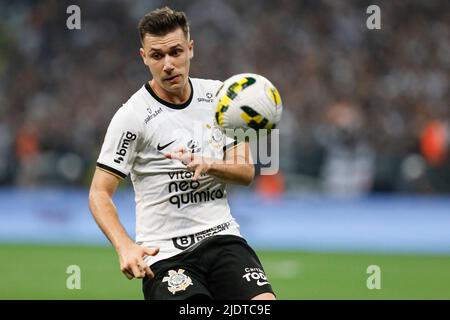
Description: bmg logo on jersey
242,267,270,287
114,131,136,164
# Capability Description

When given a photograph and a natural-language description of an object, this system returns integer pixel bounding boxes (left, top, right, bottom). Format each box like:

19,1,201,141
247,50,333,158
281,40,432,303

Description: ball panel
214,73,283,132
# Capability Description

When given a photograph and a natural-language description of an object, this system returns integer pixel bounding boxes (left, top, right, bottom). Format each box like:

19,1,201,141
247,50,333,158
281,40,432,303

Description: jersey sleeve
96,106,141,179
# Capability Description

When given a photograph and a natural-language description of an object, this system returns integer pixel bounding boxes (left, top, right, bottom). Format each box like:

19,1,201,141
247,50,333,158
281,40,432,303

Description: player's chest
143,106,226,156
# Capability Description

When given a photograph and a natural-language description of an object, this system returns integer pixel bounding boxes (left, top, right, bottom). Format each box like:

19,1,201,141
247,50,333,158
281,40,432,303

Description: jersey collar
145,78,193,110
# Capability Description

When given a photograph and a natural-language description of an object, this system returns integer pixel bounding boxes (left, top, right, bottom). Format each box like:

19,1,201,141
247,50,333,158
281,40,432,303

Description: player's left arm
165,141,255,185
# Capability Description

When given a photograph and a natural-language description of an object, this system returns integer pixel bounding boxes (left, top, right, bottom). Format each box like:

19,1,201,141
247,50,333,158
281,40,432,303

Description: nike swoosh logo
157,140,176,151
257,280,269,286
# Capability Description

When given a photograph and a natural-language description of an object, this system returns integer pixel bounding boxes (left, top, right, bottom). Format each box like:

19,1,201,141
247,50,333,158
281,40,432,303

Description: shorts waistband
141,219,241,266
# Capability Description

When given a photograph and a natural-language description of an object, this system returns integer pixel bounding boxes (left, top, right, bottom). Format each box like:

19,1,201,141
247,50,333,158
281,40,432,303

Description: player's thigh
143,266,212,300
251,292,276,300
207,239,275,300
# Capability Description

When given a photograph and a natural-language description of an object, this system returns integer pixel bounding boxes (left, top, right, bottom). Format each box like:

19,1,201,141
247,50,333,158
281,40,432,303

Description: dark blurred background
0,0,449,196
1,0,450,299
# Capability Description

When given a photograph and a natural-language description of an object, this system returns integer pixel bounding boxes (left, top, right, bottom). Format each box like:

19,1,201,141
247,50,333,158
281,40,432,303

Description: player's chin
169,74,188,86
171,84,187,95
163,74,180,84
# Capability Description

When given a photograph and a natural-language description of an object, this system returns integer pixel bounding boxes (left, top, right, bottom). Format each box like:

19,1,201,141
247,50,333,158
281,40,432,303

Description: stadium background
0,0,449,299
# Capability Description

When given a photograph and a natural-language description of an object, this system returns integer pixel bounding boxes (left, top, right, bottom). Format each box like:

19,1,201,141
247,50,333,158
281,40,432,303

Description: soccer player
89,7,275,300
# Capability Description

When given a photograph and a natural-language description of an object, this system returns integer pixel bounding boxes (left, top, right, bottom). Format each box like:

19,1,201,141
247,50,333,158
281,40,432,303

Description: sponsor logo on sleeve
114,131,136,164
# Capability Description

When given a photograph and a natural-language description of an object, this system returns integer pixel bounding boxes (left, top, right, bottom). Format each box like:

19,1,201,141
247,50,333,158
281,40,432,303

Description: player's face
140,28,193,95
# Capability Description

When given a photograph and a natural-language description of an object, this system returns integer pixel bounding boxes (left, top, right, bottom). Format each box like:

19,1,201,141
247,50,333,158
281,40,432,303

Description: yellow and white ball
214,73,282,134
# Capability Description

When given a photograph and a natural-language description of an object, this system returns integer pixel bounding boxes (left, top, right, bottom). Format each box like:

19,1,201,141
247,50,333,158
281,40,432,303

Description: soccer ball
214,73,282,134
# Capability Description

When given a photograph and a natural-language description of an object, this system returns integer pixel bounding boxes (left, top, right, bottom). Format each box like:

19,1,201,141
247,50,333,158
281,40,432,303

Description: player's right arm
89,105,159,280
89,168,159,280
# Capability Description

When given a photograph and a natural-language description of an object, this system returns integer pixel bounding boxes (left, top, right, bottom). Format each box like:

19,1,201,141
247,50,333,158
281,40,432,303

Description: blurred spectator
318,101,376,197
420,120,448,167
0,0,448,194
255,172,285,199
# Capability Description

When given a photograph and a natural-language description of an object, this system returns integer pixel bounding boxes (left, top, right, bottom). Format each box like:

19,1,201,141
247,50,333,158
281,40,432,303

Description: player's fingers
165,151,181,160
143,264,154,279
186,162,196,172
131,263,145,279
174,146,187,153
143,246,160,256
192,166,203,181
166,149,188,162
179,152,193,165
122,268,134,280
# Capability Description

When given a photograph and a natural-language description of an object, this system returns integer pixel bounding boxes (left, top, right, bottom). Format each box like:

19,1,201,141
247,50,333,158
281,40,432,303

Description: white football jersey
97,78,242,265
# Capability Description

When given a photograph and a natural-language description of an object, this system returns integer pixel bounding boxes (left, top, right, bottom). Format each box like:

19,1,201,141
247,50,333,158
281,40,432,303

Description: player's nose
163,56,174,73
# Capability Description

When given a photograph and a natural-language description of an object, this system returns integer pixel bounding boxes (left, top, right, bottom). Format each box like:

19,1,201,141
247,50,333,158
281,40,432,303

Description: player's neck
149,80,191,105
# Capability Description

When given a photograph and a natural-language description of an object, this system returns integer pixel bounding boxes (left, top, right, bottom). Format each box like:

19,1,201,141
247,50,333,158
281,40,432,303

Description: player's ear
139,47,148,66
189,40,194,59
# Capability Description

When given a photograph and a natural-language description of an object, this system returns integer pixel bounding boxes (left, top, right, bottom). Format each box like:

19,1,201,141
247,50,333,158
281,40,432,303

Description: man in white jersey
89,7,275,300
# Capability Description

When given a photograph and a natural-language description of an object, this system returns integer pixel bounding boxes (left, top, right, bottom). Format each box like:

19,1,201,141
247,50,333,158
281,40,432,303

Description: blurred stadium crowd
0,0,449,194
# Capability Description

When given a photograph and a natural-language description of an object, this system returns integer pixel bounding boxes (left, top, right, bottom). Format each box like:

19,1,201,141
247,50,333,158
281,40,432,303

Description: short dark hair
138,7,190,44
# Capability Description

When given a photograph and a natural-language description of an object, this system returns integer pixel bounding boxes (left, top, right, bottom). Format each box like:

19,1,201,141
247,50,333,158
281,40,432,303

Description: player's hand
165,147,213,181
117,241,159,280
